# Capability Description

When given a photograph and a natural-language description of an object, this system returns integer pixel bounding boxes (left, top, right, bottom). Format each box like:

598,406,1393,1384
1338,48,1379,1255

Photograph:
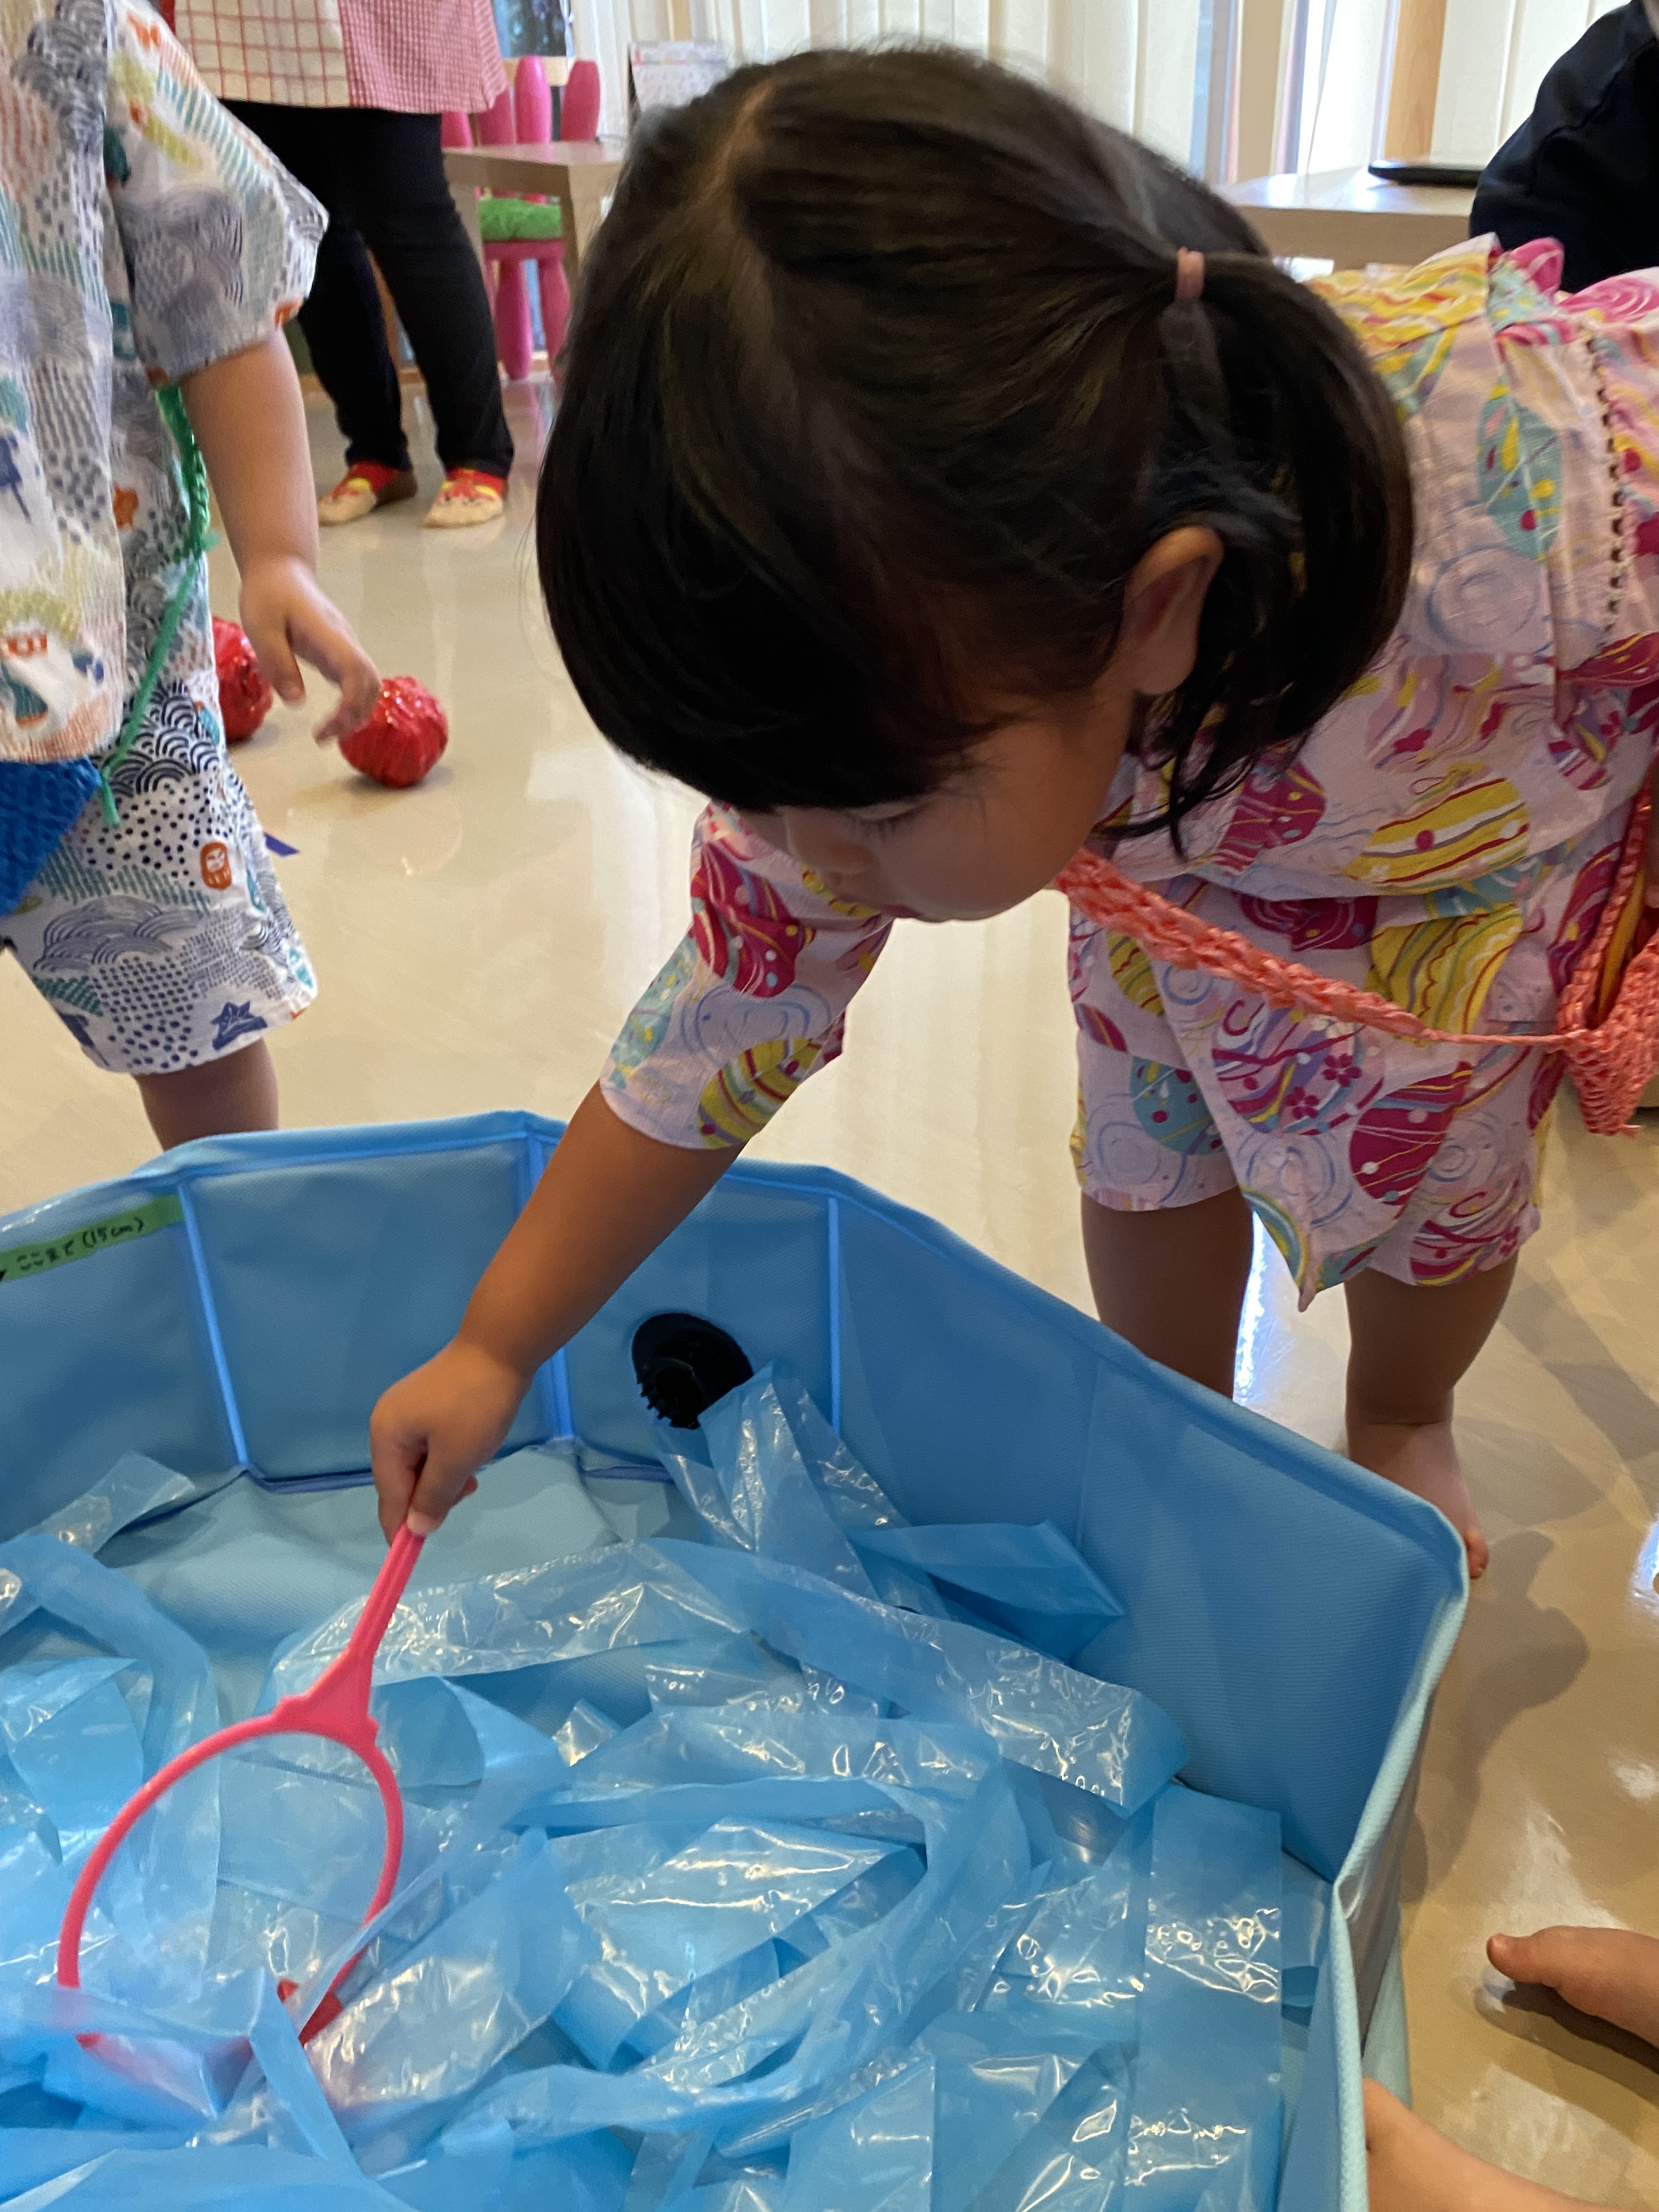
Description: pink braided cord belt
1054,792,1659,1137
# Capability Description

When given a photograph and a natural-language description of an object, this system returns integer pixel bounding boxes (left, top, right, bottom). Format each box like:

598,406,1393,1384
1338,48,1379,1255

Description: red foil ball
338,676,449,789
213,615,274,742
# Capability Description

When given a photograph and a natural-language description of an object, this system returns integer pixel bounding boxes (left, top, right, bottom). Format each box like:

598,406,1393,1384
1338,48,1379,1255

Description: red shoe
318,462,418,526
423,468,507,529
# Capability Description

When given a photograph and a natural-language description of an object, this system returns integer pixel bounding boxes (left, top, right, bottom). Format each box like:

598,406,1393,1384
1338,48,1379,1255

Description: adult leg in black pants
229,103,514,525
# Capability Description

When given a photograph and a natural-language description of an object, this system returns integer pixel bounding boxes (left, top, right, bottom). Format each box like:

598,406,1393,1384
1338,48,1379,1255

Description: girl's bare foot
1488,1925,1659,2047
1364,2080,1593,2212
1346,1415,1489,1578
1342,1261,1512,1582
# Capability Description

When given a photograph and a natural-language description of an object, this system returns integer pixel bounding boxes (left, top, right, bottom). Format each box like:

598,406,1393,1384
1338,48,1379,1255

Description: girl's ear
1118,526,1225,698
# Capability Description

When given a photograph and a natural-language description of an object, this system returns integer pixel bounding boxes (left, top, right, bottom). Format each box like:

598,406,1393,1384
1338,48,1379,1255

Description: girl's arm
370,803,891,1540
181,331,381,743
369,1086,733,1539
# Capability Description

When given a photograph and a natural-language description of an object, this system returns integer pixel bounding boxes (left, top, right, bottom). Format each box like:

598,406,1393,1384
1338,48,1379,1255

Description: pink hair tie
1174,248,1205,303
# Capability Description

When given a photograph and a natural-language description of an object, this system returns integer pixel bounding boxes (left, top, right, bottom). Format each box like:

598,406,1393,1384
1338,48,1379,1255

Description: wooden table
1222,166,1475,270
443,139,627,281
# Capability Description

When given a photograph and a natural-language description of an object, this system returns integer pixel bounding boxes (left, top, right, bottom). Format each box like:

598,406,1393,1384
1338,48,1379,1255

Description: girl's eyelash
859,811,909,838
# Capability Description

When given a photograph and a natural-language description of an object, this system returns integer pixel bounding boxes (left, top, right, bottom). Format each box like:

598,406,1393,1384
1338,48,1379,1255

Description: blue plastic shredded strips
0,1363,1297,2211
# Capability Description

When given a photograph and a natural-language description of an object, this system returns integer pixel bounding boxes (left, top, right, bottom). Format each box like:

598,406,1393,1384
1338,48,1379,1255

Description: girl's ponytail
1131,247,1413,833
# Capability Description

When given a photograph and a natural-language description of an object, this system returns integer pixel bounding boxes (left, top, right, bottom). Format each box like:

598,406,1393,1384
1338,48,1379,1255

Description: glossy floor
4,383,1659,2198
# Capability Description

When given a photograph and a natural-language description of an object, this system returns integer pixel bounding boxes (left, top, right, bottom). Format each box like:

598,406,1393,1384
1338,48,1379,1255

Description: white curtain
1432,0,1627,158
1279,0,1392,172
576,0,1211,170
568,0,638,134
565,0,1641,191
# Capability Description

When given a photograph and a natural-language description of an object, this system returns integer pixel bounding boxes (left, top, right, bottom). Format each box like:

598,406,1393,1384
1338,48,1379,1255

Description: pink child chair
446,57,602,382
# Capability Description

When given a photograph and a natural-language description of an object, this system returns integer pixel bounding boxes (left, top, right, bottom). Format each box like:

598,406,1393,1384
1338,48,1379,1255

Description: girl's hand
366,1089,741,1545
183,337,376,741
368,1338,532,1542
239,553,381,745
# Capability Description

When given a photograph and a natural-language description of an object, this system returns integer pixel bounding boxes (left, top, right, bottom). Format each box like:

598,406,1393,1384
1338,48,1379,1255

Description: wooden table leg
563,174,613,280
555,181,580,279
450,172,485,273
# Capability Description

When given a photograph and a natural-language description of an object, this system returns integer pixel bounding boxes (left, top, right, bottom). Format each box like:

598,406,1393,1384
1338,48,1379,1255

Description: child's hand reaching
178,333,379,742
1364,2080,1587,2211
369,1338,532,1542
239,553,380,745
368,1088,741,1545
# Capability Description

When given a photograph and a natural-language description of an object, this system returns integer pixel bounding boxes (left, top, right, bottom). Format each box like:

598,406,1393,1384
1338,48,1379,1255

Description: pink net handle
57,1525,424,2042
1054,792,1651,1053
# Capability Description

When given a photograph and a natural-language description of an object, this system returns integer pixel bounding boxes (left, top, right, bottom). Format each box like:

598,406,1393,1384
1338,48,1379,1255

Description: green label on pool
0,1193,185,1283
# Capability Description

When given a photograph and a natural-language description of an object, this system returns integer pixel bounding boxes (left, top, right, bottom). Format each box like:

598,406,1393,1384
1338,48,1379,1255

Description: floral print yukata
603,239,1659,1305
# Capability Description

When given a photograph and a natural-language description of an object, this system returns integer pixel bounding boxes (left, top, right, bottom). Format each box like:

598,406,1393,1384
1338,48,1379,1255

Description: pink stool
448,57,602,382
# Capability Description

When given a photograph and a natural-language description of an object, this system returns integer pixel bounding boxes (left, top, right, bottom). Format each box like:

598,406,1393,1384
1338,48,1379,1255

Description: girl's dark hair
536,44,1412,834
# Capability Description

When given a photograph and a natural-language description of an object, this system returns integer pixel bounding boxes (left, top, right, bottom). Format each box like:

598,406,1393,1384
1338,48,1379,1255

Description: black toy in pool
631,1312,753,1428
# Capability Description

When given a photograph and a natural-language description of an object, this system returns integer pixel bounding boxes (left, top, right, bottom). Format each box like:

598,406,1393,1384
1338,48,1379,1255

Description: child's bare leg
1364,2080,1594,2212
133,1040,279,1149
1342,1260,1514,1579
1488,1926,1659,2047
1081,1186,1254,1396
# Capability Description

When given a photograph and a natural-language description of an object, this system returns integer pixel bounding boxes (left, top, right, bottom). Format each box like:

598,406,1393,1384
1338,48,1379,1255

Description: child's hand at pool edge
1365,1925,1659,2210
369,1338,519,1540
1364,2080,1591,2211
367,1085,739,1541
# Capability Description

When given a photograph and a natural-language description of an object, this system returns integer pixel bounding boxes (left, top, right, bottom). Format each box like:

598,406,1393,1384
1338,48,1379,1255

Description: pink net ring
56,1524,424,2044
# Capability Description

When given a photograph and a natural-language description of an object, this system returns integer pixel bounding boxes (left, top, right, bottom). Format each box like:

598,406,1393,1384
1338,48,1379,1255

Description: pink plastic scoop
56,1524,424,2042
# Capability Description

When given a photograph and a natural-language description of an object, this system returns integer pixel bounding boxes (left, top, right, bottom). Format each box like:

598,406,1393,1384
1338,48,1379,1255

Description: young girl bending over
370,47,1659,1575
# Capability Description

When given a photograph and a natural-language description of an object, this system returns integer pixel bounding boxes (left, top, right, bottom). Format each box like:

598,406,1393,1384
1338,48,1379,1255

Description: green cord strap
97,383,219,826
